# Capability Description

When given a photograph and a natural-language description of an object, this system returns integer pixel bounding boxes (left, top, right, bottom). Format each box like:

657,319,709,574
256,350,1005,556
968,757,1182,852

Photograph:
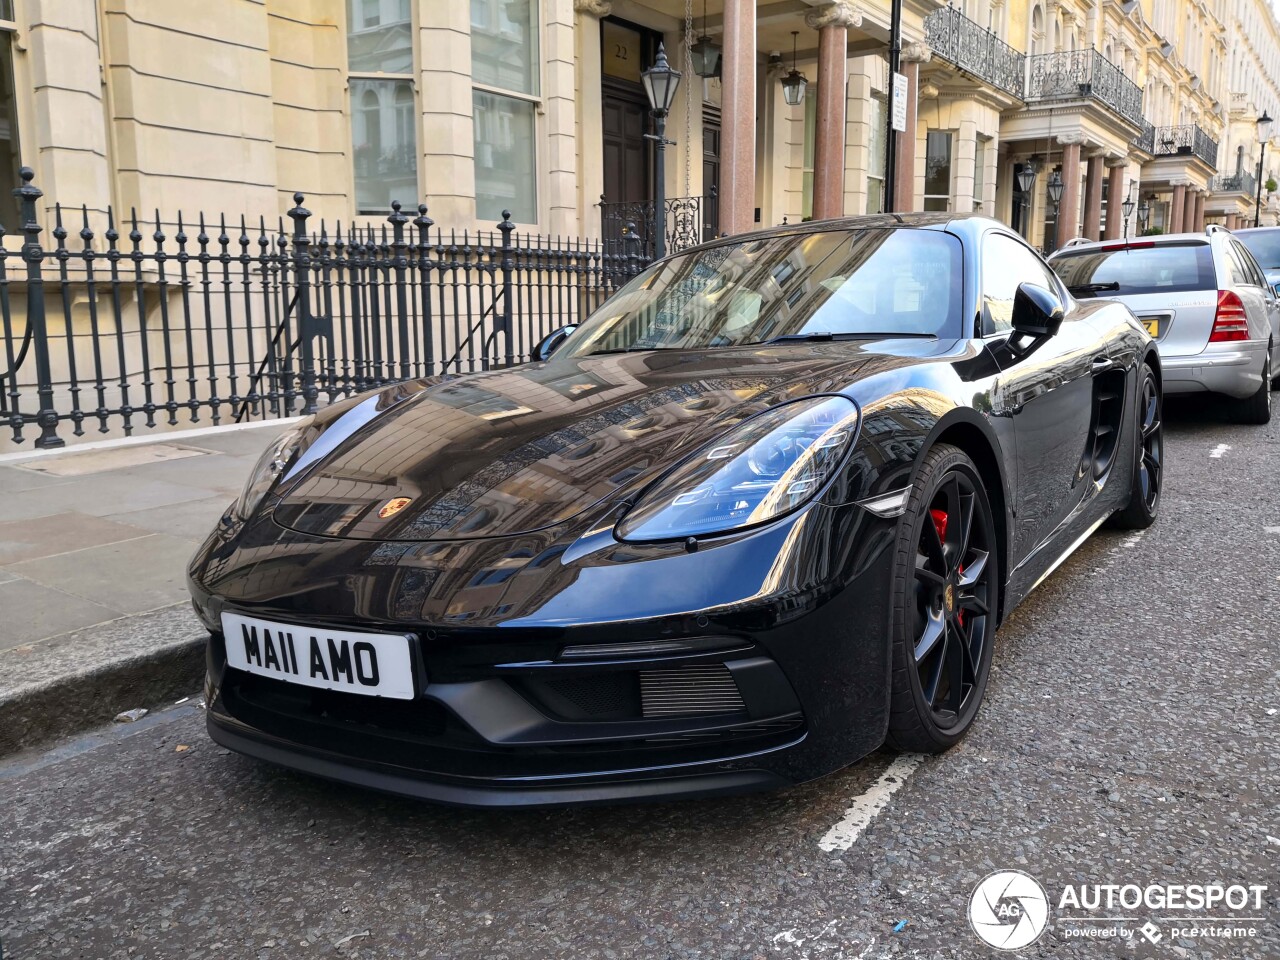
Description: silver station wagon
1049,228,1279,424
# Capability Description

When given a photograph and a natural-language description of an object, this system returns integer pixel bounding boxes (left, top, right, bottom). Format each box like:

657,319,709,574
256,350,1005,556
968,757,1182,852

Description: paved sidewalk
0,421,287,752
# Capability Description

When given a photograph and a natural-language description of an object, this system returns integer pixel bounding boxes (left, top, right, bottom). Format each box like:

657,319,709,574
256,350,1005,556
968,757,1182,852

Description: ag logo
377,497,413,519
968,869,1050,950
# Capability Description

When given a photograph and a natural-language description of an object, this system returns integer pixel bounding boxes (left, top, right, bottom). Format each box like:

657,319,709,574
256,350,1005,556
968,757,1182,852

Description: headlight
234,417,315,520
616,396,859,541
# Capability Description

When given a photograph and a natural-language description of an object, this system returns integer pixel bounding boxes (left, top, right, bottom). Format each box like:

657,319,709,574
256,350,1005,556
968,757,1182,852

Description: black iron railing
924,7,1026,98
600,194,705,262
1132,118,1155,154
1213,171,1257,195
0,169,650,449
1153,124,1219,168
1025,50,1144,126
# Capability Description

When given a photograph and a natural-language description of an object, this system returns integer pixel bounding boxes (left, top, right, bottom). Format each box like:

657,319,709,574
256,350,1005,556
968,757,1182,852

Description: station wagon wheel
887,444,999,753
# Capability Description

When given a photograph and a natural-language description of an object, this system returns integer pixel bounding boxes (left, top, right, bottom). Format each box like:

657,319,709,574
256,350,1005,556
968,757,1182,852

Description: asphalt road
2,397,1278,960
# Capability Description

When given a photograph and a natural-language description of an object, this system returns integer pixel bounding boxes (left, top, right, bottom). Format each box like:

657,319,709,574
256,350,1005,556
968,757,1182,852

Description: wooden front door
702,108,721,240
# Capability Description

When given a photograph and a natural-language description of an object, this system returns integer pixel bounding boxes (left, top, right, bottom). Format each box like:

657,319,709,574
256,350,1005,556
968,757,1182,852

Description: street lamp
641,43,682,259
1047,169,1064,251
689,0,721,78
780,31,808,106
1121,183,1136,239
1015,164,1037,195
1137,198,1151,235
1255,110,1272,227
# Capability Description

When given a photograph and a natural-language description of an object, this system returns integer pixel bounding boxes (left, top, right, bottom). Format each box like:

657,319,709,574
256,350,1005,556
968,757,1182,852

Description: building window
972,136,988,212
923,131,953,212
867,95,886,214
801,87,817,220
347,0,417,215
0,0,20,198
472,0,540,224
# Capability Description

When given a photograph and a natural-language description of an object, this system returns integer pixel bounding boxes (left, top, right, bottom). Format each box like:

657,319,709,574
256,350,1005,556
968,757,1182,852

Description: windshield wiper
1068,281,1120,296
758,331,937,344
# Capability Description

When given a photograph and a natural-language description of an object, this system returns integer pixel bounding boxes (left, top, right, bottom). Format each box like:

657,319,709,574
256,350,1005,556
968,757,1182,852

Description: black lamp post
1255,110,1272,227
1121,183,1136,239
1137,198,1151,234
641,43,682,259
1047,169,1064,251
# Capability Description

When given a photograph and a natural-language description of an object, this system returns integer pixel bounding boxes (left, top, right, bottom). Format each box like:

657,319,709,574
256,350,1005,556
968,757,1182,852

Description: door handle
1091,356,1115,372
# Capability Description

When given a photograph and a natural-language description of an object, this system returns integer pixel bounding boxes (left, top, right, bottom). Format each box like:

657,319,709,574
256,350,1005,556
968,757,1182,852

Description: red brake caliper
929,508,964,626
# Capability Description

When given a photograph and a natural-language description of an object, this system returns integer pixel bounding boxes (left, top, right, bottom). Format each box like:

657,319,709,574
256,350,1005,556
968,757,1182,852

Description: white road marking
1121,530,1147,549
818,754,924,852
1210,443,1232,459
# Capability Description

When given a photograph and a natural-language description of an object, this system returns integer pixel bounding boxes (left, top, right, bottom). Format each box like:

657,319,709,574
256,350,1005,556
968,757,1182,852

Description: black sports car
188,215,1163,807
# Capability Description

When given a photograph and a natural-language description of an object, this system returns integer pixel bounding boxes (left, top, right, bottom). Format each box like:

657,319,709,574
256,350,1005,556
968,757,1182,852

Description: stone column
1103,162,1126,239
1226,212,1239,230
807,3,861,220
721,0,756,234
1082,154,1105,240
1170,184,1187,234
893,42,931,212
1192,191,1206,232
1182,190,1197,232
573,0,612,238
1056,140,1082,248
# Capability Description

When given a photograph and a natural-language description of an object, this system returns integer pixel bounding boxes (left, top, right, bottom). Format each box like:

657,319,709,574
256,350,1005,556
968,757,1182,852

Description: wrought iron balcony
1132,118,1155,154
1025,50,1144,127
1212,171,1257,196
1152,124,1219,168
924,6,1026,98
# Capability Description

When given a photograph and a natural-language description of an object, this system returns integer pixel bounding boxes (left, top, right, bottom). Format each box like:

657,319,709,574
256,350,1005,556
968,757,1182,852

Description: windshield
1050,242,1215,297
1236,230,1280,271
561,228,963,357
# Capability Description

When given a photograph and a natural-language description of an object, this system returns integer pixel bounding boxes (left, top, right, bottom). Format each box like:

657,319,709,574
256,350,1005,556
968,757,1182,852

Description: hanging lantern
780,32,807,106
691,35,722,79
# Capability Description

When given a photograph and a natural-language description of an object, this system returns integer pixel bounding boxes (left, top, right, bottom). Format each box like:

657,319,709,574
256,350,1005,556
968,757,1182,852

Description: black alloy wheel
1112,362,1163,529
887,444,998,753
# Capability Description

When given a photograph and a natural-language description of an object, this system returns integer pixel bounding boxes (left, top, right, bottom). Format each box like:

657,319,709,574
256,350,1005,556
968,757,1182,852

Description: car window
1235,230,1280,271
1050,242,1215,297
1229,240,1266,288
981,233,1061,335
1223,242,1255,288
560,229,965,357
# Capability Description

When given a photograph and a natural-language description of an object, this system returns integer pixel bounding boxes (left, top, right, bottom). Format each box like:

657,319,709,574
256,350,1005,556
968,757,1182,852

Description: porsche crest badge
377,497,413,519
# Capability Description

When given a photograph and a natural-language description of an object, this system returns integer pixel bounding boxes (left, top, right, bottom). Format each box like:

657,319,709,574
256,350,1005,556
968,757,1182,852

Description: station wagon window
1227,240,1265,288
981,234,1062,335
1049,242,1215,298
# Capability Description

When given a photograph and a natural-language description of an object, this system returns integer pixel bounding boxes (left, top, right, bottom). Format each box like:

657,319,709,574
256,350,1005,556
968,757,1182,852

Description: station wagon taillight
1209,290,1250,342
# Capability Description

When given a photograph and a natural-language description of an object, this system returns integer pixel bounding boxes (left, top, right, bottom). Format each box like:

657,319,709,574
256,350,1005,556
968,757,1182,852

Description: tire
1234,352,1272,425
886,444,999,754
1112,362,1163,530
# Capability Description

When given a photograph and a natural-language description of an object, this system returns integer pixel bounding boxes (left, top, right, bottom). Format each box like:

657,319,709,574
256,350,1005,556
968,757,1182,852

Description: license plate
221,612,416,699
1141,317,1160,337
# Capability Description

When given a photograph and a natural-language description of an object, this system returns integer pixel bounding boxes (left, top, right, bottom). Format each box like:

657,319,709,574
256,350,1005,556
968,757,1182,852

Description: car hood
269,342,931,541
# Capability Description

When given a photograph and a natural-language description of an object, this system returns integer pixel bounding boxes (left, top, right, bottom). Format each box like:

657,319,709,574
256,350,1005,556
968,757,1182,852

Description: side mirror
1011,283,1065,339
531,324,578,362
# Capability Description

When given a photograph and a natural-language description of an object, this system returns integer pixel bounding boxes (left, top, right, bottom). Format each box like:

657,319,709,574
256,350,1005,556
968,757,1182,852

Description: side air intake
639,664,747,718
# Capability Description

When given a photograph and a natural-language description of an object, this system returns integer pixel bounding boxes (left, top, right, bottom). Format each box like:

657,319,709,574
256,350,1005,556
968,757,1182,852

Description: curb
0,607,208,757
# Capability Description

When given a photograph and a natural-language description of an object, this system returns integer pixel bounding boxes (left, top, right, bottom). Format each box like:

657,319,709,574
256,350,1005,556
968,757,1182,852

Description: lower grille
639,664,746,718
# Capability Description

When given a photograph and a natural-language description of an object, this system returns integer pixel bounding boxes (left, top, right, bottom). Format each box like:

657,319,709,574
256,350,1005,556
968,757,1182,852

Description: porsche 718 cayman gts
188,215,1164,807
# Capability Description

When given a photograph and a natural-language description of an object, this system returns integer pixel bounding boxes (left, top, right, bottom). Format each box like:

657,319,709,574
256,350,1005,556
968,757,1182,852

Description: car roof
1047,232,1215,258
676,212,1010,257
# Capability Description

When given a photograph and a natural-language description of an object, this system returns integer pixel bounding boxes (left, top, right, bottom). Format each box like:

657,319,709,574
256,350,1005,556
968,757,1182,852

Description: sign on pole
891,72,909,133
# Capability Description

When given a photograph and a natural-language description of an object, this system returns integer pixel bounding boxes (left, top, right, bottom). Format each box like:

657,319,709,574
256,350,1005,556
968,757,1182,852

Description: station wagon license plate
1140,317,1161,338
221,612,416,699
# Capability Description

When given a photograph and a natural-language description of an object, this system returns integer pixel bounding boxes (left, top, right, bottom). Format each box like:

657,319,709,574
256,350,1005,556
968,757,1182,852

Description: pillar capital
1056,132,1086,146
805,1,862,30
573,0,612,16
901,40,932,64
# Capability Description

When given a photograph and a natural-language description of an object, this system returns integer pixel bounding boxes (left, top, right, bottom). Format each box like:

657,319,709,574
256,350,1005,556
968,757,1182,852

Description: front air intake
639,664,747,718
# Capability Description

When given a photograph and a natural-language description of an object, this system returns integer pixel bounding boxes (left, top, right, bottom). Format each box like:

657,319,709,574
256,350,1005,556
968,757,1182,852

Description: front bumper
193,502,896,807
1160,340,1269,398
